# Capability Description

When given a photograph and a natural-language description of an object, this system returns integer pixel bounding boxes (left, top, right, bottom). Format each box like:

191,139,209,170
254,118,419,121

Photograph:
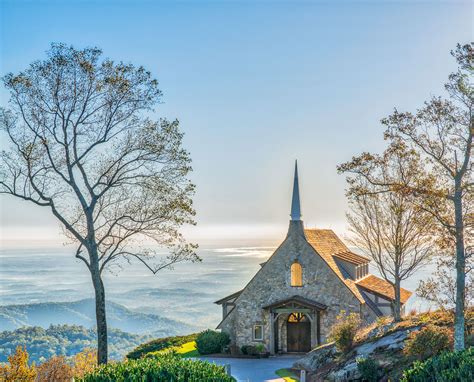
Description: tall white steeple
290,160,302,221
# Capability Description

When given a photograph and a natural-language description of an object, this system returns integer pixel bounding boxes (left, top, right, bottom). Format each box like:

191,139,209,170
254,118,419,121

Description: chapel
215,162,412,354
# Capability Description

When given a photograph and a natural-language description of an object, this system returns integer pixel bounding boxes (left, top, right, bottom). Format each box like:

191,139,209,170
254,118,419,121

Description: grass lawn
148,341,200,358
175,341,200,357
275,368,299,382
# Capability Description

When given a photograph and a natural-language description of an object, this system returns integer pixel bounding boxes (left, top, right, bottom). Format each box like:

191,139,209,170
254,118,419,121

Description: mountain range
0,299,195,337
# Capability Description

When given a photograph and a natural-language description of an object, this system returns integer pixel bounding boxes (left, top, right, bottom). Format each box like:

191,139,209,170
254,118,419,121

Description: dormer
332,251,370,281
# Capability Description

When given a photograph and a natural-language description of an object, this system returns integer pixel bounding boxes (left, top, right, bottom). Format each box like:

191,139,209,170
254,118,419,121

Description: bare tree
338,43,473,349
341,144,435,321
382,44,473,350
417,225,473,311
0,44,199,364
417,252,473,311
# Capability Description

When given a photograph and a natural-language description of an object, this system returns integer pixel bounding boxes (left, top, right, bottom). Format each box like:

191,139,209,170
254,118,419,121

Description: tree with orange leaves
0,346,37,382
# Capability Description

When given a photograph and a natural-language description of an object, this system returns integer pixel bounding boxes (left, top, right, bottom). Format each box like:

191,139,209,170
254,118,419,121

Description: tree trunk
92,269,108,364
453,184,465,351
89,242,108,364
393,277,402,322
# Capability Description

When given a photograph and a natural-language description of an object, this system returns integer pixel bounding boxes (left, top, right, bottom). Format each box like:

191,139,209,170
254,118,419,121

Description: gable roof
356,274,412,304
304,229,365,303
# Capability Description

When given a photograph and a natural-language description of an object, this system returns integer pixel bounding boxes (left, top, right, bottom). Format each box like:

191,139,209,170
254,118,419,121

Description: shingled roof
356,274,412,304
304,229,365,303
333,250,370,265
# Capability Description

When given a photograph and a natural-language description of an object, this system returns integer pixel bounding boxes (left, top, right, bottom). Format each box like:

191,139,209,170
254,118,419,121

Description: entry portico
264,296,326,353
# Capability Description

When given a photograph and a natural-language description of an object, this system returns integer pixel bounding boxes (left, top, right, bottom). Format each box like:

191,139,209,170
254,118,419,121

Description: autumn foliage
36,356,73,382
404,325,453,361
0,346,97,382
71,349,97,379
0,346,37,382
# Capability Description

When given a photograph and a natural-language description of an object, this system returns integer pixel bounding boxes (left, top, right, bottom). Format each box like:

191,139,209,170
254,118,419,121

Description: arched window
291,262,303,287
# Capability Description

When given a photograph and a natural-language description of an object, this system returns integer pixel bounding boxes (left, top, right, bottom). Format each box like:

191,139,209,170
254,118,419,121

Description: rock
293,342,337,371
354,328,416,358
327,361,359,382
364,321,396,339
294,326,423,381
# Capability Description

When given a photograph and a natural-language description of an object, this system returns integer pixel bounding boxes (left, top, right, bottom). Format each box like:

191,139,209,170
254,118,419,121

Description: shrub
72,349,97,378
195,330,230,355
240,345,258,355
404,325,453,361
0,346,37,382
375,316,391,327
328,310,361,353
401,347,474,382
78,353,235,382
255,344,265,353
356,357,379,382
126,333,198,359
36,356,73,382
240,344,265,355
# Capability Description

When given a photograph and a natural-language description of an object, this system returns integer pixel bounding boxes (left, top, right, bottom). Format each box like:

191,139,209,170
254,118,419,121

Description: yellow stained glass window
288,313,306,322
291,262,303,287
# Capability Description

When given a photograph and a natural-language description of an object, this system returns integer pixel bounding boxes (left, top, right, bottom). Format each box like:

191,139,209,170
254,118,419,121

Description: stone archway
264,296,327,354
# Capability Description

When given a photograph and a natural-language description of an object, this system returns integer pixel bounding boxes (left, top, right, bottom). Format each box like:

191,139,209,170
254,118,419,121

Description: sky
0,0,472,247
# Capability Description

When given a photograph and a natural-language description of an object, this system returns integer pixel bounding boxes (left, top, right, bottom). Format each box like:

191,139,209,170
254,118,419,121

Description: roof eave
214,290,243,305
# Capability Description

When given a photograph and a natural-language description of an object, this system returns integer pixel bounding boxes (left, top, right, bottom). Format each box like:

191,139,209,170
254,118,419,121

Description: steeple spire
290,160,302,221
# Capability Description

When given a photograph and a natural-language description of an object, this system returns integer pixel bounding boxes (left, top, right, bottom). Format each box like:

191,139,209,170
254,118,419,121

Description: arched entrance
286,312,311,352
263,296,326,354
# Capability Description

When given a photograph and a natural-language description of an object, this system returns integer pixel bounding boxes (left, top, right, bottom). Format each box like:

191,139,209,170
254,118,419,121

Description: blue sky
0,0,472,246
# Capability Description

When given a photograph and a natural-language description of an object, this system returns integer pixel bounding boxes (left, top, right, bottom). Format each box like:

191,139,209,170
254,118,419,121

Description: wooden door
287,319,311,352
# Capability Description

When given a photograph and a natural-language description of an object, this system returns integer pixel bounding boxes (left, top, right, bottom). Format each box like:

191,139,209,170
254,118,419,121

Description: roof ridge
357,274,371,282
332,250,371,264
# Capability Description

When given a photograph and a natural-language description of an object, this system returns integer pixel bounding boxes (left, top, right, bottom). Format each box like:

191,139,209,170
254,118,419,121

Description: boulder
327,361,359,381
293,342,337,371
354,327,420,358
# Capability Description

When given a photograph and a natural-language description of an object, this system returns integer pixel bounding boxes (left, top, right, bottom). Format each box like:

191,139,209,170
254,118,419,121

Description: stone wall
219,221,365,352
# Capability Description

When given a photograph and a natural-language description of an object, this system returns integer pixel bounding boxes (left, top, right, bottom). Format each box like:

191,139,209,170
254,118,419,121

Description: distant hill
0,299,195,336
0,324,151,362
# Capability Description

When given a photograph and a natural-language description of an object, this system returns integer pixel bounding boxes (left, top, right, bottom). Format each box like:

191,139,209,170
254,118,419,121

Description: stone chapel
215,162,412,354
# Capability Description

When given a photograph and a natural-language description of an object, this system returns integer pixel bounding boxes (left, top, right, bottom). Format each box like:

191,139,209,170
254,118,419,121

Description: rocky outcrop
293,326,422,381
293,343,337,371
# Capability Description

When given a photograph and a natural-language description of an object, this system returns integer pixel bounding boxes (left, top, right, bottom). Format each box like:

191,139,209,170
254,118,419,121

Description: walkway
197,355,300,382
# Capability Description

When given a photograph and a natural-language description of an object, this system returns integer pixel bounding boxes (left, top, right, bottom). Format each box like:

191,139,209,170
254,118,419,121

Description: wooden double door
286,313,311,352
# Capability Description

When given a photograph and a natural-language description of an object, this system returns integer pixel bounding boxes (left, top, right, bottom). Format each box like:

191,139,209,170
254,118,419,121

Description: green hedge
126,333,198,359
401,347,474,382
195,330,230,355
78,353,235,382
